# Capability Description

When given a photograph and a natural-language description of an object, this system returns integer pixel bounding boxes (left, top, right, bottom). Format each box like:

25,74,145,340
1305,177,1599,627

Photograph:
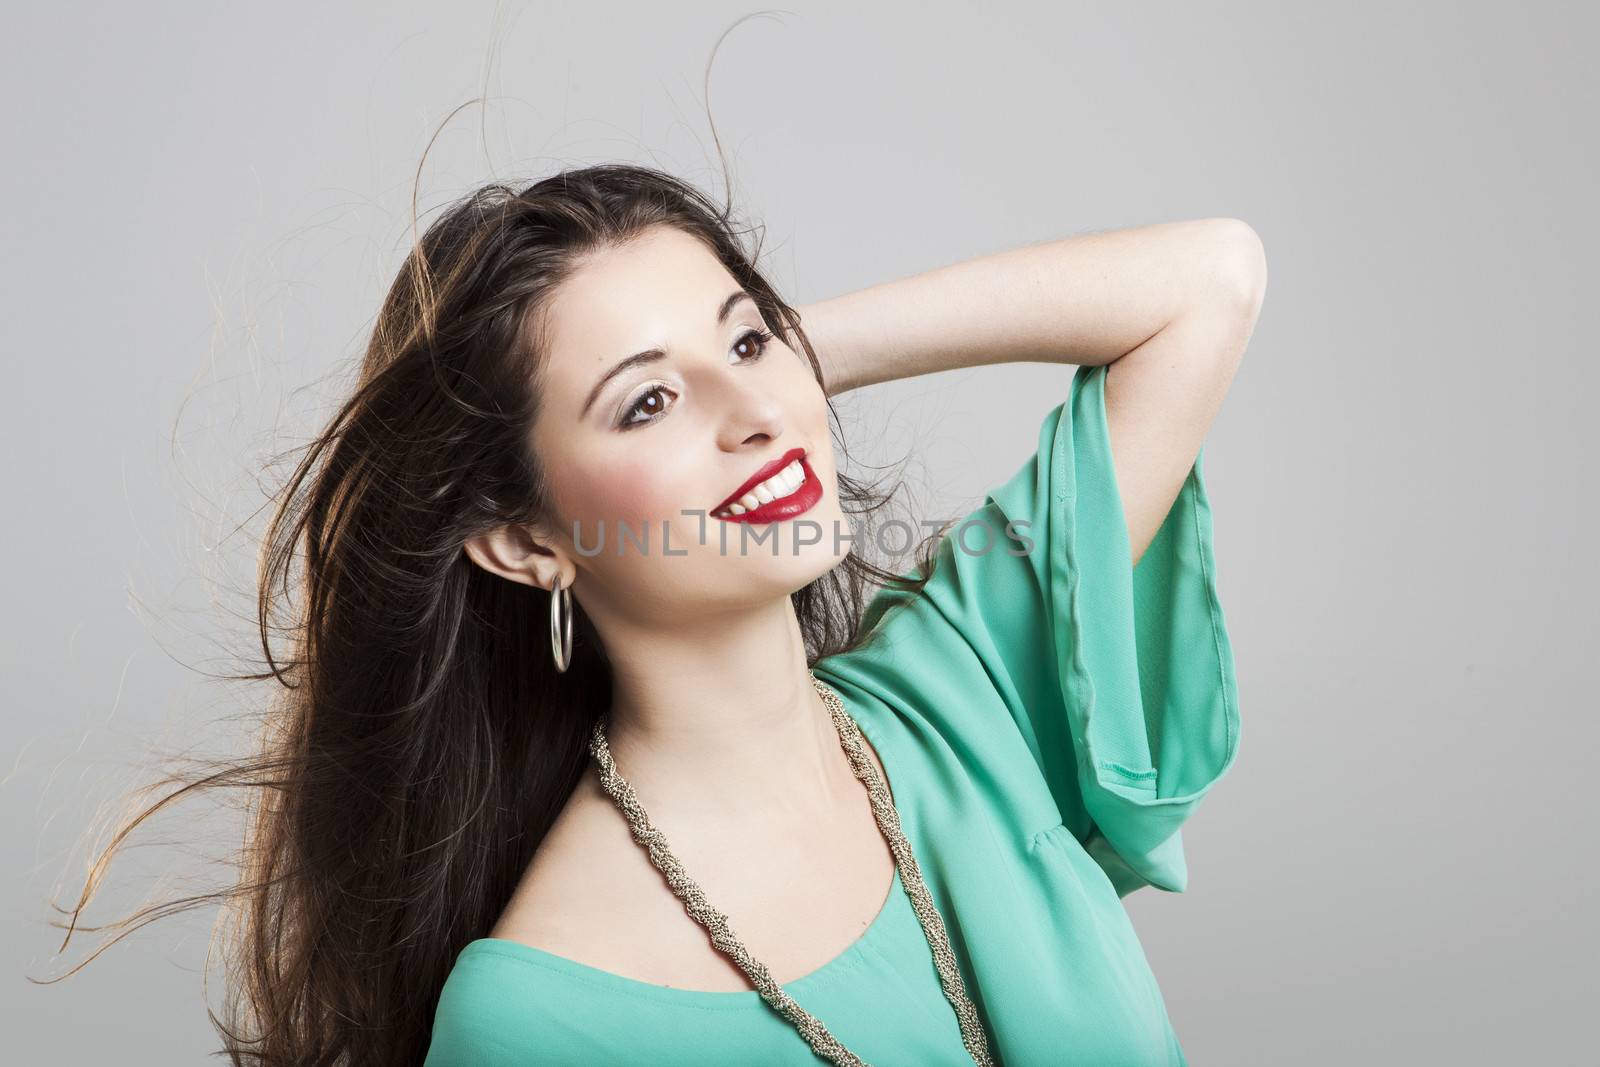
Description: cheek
565,454,689,527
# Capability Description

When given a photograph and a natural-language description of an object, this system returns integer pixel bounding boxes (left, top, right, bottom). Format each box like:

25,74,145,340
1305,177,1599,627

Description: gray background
5,1,1594,1063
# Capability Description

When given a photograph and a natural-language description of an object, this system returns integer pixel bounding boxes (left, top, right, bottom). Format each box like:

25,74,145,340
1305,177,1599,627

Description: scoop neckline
458,681,909,1006
462,864,905,1005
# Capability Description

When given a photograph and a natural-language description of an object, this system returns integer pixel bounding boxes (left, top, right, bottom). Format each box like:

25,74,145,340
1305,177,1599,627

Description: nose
711,368,787,452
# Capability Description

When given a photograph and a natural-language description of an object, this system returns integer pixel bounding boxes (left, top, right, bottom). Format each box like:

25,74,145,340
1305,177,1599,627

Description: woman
422,166,1260,1065
57,163,1263,1066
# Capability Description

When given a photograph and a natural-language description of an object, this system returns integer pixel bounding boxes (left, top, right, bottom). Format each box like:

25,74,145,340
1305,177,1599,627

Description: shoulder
424,779,633,1065
489,765,725,979
489,764,635,950
425,944,556,1066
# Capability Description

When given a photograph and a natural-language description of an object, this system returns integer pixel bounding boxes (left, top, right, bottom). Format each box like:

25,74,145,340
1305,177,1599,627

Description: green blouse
424,362,1242,1065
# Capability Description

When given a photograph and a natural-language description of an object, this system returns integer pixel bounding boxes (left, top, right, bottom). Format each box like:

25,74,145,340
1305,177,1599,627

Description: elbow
1198,217,1268,315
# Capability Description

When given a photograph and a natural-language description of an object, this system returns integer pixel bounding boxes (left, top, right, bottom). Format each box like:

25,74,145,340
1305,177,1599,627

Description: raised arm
794,217,1267,566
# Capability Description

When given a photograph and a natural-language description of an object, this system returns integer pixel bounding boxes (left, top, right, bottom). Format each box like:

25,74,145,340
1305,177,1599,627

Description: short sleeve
846,361,1241,897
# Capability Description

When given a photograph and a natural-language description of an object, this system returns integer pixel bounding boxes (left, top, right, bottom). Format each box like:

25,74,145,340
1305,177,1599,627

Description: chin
722,534,846,598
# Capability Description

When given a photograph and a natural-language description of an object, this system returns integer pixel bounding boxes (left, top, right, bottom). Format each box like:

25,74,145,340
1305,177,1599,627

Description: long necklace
587,671,995,1067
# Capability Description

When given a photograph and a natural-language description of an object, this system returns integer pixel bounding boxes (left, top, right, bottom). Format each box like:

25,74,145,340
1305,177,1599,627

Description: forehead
539,226,734,370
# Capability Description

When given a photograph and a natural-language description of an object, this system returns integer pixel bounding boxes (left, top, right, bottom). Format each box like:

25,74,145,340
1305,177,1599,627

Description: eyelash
616,327,775,430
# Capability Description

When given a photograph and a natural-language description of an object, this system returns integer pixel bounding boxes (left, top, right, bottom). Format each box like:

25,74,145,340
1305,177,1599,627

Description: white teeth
718,458,807,516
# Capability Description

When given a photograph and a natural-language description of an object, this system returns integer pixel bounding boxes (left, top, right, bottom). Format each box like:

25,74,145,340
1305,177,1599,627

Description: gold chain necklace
587,671,995,1067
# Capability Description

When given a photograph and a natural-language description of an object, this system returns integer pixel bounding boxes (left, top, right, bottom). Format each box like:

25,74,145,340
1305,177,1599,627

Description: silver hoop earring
549,573,573,673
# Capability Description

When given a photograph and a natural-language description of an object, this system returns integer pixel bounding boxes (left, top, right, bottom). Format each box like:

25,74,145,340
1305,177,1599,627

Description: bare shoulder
486,730,898,991
487,761,759,987
489,763,650,949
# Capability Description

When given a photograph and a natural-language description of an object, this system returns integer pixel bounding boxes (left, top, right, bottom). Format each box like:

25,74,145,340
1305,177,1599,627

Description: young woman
59,163,1263,1066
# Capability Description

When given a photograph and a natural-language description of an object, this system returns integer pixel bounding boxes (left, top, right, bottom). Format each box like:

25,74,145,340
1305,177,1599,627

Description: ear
462,522,573,592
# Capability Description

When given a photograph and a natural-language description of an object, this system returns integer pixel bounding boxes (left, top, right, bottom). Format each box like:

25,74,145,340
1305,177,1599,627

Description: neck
594,595,850,824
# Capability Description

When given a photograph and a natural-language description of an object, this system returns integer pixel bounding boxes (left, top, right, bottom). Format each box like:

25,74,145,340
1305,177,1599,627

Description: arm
795,216,1267,565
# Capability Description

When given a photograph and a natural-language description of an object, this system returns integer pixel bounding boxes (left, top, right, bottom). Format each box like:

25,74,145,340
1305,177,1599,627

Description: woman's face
527,223,850,624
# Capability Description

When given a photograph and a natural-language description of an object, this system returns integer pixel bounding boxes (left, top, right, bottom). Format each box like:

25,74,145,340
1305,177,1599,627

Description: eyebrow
580,289,757,420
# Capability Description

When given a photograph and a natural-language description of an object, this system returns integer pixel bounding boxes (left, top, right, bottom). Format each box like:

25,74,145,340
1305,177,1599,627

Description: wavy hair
37,60,953,1067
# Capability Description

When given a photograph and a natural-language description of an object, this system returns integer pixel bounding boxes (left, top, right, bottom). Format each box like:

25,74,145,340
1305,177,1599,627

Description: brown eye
730,328,774,363
619,385,674,429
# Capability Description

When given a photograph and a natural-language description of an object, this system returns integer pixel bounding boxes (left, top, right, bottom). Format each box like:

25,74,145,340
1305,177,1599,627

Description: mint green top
424,362,1242,1066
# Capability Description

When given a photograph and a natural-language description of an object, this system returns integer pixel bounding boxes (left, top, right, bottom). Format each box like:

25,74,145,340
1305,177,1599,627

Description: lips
712,447,806,512
711,446,821,522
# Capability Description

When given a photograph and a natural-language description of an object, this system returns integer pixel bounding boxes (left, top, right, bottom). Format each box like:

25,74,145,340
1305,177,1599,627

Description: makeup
711,447,822,523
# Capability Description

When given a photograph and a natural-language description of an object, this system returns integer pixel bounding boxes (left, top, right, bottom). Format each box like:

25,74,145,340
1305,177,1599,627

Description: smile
711,448,823,522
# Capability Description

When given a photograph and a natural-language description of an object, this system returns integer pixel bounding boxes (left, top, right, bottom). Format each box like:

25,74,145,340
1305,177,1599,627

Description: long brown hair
35,59,954,1067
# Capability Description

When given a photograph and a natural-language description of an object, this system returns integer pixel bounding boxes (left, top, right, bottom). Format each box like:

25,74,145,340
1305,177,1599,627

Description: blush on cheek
575,460,682,530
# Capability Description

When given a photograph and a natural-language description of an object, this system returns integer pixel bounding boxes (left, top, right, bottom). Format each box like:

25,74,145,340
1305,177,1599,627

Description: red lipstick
712,446,822,523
